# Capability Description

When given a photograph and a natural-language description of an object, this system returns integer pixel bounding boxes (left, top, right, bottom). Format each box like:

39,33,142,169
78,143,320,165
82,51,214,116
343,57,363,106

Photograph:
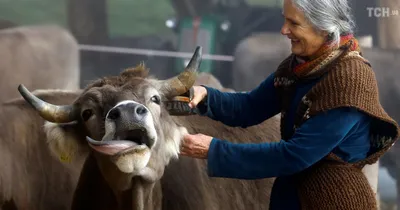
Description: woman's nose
281,22,290,35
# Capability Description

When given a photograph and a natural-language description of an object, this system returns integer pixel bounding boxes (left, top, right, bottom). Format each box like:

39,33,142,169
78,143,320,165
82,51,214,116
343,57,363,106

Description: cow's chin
86,128,157,174
111,144,151,174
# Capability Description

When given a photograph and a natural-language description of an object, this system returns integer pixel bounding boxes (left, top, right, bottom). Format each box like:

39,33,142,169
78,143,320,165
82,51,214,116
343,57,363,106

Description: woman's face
281,0,328,58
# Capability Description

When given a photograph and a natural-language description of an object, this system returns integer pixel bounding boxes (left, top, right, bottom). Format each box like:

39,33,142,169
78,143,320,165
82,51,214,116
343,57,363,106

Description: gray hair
291,0,355,46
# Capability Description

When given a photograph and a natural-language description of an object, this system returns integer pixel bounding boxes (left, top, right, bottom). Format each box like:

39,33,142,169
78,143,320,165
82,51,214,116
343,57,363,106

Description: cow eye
81,109,93,121
150,95,161,105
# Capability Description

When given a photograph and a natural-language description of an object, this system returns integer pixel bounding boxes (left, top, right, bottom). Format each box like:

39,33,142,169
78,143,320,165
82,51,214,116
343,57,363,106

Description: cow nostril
136,106,147,115
108,108,120,120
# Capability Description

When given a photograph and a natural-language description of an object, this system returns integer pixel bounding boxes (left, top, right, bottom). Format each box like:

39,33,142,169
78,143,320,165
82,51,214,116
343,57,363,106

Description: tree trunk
66,0,109,88
67,0,109,45
378,0,400,49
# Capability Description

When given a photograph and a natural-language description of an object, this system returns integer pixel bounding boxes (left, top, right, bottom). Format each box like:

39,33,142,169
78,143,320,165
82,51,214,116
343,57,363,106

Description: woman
180,0,399,209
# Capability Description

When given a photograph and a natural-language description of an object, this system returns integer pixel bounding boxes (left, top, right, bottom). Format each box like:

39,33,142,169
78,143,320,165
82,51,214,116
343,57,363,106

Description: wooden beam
377,0,400,49
169,0,215,17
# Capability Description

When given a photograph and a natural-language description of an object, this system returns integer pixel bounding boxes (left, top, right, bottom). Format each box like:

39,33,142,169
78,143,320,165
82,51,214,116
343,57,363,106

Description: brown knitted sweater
274,47,400,210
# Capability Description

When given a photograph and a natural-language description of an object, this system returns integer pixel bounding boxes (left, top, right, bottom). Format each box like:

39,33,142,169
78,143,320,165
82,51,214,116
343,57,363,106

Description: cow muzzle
86,100,157,157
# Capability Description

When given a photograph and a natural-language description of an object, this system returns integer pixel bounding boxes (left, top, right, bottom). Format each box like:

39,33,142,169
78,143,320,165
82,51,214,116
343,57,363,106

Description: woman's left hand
180,133,213,159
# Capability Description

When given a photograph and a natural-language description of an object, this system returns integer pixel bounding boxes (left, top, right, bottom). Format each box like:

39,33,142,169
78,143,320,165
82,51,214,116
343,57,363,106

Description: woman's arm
198,73,281,128
206,107,370,180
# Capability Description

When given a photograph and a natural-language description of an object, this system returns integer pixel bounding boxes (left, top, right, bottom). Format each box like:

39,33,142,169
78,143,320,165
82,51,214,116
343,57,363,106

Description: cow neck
129,177,162,210
72,154,116,210
111,176,162,210
94,154,163,210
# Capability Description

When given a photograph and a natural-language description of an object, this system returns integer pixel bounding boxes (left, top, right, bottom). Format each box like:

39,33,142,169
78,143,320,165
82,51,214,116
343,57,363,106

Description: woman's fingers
180,133,212,159
188,86,207,108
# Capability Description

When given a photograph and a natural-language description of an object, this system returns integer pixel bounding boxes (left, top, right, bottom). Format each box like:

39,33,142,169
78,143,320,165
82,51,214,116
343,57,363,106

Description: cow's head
18,47,202,191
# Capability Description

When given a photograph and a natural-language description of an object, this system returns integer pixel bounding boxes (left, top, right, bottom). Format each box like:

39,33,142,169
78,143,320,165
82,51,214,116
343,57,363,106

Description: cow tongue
86,136,139,156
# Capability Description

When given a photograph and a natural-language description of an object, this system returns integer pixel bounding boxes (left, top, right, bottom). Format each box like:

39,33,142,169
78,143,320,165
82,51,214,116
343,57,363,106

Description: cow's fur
0,24,80,102
362,47,400,206
0,19,16,30
195,72,235,93
232,32,291,91
0,90,84,210
26,65,281,210
0,24,81,209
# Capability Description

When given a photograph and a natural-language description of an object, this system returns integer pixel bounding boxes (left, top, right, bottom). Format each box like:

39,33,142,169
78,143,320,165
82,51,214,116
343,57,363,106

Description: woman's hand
180,133,213,159
188,86,208,108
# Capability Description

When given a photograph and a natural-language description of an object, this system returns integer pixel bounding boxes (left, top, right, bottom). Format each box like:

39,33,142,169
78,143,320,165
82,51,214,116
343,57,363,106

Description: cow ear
44,121,90,164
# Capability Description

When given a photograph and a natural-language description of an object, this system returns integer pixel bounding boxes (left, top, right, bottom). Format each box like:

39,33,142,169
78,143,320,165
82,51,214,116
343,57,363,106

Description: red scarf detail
293,34,360,77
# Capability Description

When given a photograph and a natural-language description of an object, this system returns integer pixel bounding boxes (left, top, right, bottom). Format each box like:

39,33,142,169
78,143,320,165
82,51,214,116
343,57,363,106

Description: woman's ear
322,31,330,40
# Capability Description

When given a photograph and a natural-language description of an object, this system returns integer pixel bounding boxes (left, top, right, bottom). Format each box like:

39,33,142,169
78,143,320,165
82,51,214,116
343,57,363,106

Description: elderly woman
180,0,399,209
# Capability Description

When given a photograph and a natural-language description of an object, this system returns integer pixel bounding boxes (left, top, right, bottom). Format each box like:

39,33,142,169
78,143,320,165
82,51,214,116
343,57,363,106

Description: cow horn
17,84,77,123
164,46,202,97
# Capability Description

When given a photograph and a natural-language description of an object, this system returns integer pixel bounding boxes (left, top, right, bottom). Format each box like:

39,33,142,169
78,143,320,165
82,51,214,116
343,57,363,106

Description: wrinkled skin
18,48,281,210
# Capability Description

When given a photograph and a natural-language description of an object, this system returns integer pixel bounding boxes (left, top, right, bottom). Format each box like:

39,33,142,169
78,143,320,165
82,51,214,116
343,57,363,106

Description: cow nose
135,105,147,116
107,108,121,120
107,102,148,121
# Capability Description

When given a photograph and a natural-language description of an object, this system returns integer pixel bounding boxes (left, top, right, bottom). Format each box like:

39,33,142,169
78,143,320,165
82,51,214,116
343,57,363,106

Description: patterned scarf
292,34,361,79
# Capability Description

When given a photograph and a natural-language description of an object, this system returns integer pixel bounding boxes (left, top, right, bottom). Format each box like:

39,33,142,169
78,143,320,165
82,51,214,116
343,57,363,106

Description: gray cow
18,48,282,210
0,24,81,209
0,24,80,102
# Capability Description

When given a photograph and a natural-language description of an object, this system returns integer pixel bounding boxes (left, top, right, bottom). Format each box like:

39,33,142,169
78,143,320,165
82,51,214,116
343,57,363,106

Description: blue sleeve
206,108,368,180
198,72,281,128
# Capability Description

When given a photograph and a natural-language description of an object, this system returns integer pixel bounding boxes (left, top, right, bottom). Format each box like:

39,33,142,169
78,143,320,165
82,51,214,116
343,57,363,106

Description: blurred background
0,0,399,209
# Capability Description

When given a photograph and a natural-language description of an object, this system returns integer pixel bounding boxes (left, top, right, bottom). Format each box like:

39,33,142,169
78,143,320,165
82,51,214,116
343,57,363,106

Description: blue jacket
199,72,371,209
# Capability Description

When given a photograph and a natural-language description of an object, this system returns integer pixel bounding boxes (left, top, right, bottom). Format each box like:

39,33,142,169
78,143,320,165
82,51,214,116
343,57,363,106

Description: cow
360,47,400,207
0,90,84,210
232,32,292,91
0,24,81,209
0,19,17,30
194,72,235,93
0,69,248,210
18,47,282,209
0,24,80,102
